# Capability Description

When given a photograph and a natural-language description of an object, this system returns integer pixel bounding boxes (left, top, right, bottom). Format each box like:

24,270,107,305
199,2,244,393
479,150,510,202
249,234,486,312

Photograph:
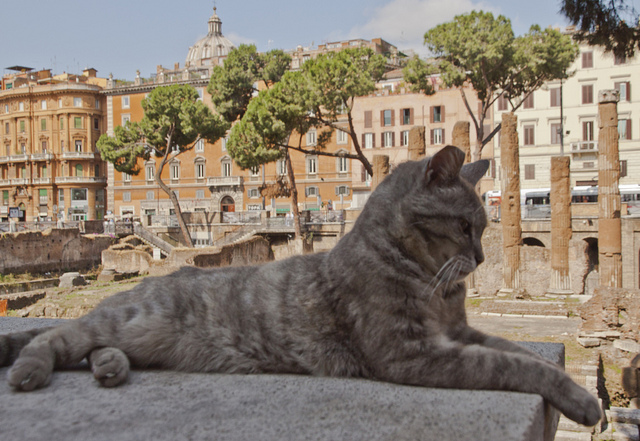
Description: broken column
407,126,426,161
499,112,521,293
452,121,472,163
548,156,573,294
371,155,390,192
598,90,623,288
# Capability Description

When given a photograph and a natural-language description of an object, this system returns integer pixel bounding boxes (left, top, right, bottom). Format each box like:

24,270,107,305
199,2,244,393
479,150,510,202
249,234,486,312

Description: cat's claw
89,347,130,388
7,356,52,391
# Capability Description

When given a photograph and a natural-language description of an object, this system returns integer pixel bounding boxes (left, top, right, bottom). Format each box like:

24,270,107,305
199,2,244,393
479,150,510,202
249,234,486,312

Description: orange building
0,67,107,222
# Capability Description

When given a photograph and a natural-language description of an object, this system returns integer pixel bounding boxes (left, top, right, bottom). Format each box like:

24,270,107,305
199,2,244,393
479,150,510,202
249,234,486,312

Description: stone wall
0,229,114,275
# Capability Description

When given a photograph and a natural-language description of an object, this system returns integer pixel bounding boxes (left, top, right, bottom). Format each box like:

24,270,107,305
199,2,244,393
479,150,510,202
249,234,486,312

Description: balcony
0,179,10,186
55,176,106,184
0,156,10,164
61,151,98,160
207,176,243,187
10,178,31,185
32,177,53,185
570,141,598,155
10,154,29,162
31,153,54,161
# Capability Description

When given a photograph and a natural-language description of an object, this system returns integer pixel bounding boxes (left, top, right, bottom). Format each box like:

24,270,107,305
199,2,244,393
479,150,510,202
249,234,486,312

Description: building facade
0,67,107,222
493,41,640,191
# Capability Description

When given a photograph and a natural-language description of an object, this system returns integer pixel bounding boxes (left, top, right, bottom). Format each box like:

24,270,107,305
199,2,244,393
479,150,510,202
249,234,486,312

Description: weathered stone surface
452,121,471,163
578,286,640,341
614,340,640,353
371,155,390,192
549,156,572,294
58,272,86,288
577,338,601,348
0,318,565,441
407,126,426,161
622,367,639,398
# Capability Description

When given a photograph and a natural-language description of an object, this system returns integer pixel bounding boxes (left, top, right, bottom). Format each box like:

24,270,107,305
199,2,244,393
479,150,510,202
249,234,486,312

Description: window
277,159,287,176
60,118,64,130
146,191,155,200
620,160,628,178
75,164,84,177
221,137,227,151
41,118,47,131
4,122,8,134
523,125,535,146
121,115,131,126
582,85,594,104
61,140,64,150
383,131,394,148
364,111,372,128
615,81,631,101
582,121,594,141
95,99,100,109
497,95,508,111
248,188,260,198
524,164,535,180
74,117,82,129
250,166,260,178
75,140,83,152
41,100,47,110
305,186,319,197
382,109,393,126
336,130,348,144
363,133,374,149
335,185,350,196
401,130,410,146
196,161,205,179
306,130,317,146
4,104,8,113
618,119,632,140
58,189,65,207
550,88,561,107
195,139,204,152
40,166,48,178
146,165,155,181
401,108,412,125
19,102,24,111
41,140,48,152
123,192,132,202
337,156,348,174
196,190,205,199
73,97,82,107
171,163,180,180
94,118,99,130
361,165,371,183
3,190,9,206
122,96,130,109
19,120,25,132
122,172,131,182
582,51,593,68
307,156,317,175
614,54,626,65
550,123,562,145
431,106,444,123
522,94,534,109
430,128,444,145
222,160,231,177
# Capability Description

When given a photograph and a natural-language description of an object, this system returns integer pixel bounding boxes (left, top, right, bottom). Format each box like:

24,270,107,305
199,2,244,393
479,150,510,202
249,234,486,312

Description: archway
583,238,599,295
523,237,545,247
221,196,235,213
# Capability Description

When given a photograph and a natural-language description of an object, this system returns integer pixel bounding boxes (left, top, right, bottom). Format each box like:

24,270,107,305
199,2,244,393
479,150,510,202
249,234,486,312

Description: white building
493,40,639,190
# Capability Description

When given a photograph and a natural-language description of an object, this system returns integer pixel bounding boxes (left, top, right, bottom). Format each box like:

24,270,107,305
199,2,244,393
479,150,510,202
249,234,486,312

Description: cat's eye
460,219,471,235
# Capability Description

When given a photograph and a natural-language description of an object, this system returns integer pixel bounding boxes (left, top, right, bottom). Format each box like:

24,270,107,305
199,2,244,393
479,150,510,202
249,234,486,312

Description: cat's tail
0,326,54,367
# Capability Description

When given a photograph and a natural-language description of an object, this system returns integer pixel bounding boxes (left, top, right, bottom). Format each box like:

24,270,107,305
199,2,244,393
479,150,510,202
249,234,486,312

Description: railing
32,177,52,185
148,214,179,228
0,221,80,234
61,151,98,159
570,141,598,153
207,176,243,187
10,178,30,185
10,154,29,162
31,153,54,161
307,210,344,223
133,223,174,255
221,211,261,224
55,176,106,184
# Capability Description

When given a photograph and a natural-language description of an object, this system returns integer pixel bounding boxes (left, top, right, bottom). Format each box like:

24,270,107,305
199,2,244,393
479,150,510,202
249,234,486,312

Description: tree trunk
285,149,302,238
155,166,193,248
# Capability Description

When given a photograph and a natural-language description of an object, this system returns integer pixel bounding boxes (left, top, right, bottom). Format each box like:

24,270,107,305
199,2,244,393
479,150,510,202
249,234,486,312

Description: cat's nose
475,249,484,265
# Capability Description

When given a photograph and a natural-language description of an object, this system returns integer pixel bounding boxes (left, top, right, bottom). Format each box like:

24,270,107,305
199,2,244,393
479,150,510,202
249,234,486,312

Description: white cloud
346,0,496,56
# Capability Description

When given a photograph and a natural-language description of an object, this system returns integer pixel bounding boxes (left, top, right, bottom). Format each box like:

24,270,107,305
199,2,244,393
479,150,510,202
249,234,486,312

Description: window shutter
391,109,395,127
361,133,365,148
364,111,372,128
627,119,632,140
409,108,414,125
626,82,631,101
392,132,395,147
430,129,434,145
582,122,588,141
441,106,445,123
430,106,434,124
381,133,385,147
442,129,446,144
372,133,376,148
335,186,339,196
380,110,385,127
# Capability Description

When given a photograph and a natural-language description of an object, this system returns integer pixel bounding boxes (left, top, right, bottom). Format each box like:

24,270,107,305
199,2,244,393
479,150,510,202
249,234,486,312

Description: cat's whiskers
422,256,464,302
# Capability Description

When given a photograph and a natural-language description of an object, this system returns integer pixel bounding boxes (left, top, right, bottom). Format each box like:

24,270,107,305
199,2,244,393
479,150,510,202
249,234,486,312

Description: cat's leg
7,321,95,391
380,342,601,426
0,327,53,367
89,347,130,387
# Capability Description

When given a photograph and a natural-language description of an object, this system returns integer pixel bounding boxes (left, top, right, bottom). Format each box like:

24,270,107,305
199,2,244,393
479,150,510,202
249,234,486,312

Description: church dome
186,7,235,67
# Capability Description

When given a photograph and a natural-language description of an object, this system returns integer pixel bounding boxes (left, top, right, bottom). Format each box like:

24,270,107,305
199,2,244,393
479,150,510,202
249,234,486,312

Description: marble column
548,156,573,294
597,90,623,288
499,112,521,293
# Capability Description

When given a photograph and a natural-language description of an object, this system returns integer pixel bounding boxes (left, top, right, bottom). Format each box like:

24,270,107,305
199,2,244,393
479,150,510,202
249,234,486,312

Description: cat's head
365,146,489,286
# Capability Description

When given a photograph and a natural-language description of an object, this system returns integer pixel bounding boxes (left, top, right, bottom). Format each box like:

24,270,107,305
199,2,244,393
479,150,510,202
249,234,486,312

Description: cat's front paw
89,347,130,388
7,356,53,391
556,382,602,426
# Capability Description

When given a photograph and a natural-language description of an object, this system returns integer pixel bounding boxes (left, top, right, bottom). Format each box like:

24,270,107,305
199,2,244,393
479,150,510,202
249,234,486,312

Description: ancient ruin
548,156,573,294
371,155,390,191
452,121,472,163
407,126,426,161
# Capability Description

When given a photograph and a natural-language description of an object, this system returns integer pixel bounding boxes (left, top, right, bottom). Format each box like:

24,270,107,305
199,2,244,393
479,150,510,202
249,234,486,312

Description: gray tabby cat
0,146,600,427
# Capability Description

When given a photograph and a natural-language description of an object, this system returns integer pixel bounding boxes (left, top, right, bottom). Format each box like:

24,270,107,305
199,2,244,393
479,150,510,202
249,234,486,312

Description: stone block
614,340,640,353
578,337,601,348
58,272,86,288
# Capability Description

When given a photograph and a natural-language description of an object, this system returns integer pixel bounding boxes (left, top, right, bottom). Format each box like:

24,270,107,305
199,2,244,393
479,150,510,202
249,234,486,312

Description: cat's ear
460,160,490,186
424,145,465,186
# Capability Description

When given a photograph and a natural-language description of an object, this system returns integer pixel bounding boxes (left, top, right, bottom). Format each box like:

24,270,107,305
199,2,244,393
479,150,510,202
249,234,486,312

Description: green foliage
561,0,640,58
207,44,292,123
402,55,437,95
97,84,228,175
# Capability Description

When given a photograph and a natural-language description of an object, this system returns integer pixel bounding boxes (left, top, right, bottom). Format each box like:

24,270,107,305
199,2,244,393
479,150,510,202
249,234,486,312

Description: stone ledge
0,317,561,441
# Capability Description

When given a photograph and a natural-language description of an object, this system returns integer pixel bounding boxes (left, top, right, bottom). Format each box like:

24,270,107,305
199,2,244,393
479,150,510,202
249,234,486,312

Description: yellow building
0,67,107,222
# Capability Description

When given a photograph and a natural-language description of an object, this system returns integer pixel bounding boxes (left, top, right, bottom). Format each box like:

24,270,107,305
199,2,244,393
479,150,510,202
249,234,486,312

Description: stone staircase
132,223,175,257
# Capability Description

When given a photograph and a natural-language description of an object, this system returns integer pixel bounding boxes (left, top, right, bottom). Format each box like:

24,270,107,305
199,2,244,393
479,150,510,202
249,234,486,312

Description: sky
2,0,574,80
